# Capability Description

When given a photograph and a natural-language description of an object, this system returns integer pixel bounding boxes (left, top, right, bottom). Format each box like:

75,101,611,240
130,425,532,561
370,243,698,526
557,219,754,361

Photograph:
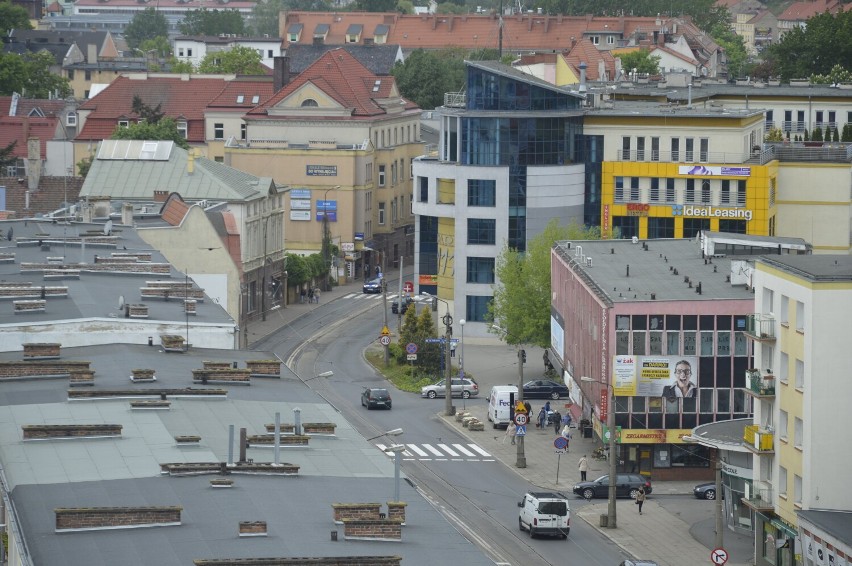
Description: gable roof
650,45,700,67
284,44,403,76
563,38,617,81
248,48,417,120
75,75,272,143
0,96,66,118
5,29,112,65
778,0,842,21
80,140,276,202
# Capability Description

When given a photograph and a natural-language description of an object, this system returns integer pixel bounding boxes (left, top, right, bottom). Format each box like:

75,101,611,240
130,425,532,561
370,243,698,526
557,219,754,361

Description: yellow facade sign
618,429,693,444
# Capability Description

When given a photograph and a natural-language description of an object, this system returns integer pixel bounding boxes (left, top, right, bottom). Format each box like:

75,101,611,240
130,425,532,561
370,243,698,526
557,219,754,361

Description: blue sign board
316,211,337,222
316,200,337,211
354,232,365,241
306,165,337,176
289,189,312,199
425,338,443,344
516,425,527,437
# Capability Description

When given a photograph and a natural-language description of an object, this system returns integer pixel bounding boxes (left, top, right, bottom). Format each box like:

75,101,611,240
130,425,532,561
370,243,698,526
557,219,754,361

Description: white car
420,378,479,399
518,491,570,539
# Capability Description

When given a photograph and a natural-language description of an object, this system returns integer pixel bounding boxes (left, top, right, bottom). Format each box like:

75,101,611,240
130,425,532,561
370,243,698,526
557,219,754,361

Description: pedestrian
300,287,306,304
307,287,314,304
544,401,551,414
503,422,516,445
578,455,588,481
313,287,321,303
537,406,547,430
636,486,646,515
552,411,561,434
524,401,532,421
375,265,381,277
561,423,571,451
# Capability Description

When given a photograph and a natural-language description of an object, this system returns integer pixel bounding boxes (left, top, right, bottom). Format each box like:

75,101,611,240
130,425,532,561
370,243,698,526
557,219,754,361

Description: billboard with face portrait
612,355,699,398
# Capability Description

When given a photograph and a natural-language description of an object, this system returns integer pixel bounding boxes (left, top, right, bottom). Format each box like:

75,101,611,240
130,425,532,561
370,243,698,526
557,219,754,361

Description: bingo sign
306,165,337,176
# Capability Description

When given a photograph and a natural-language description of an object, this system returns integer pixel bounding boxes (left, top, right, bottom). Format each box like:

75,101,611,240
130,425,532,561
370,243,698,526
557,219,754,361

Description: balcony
742,484,774,511
744,313,776,342
744,424,774,454
744,369,776,399
616,149,757,164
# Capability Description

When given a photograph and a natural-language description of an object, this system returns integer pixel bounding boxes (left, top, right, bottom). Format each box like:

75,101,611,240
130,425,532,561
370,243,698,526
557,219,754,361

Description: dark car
391,296,414,314
363,279,383,294
361,387,392,409
523,379,570,400
693,482,724,500
572,474,652,500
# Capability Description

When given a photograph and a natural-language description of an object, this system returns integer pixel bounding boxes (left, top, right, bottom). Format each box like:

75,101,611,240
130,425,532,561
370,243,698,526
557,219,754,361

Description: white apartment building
173,36,283,70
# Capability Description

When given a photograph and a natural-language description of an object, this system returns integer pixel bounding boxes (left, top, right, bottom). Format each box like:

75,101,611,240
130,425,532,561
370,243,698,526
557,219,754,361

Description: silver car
421,378,479,399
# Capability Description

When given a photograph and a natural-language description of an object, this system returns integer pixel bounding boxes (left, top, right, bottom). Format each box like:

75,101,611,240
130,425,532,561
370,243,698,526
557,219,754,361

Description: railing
744,425,774,452
781,120,806,132
742,484,774,510
745,313,776,341
444,92,466,108
615,149,761,164
746,369,776,397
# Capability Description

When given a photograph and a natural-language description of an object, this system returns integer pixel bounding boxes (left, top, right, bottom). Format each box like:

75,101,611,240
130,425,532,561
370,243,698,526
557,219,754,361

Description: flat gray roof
692,418,752,452
553,238,756,305
757,255,852,282
797,510,852,547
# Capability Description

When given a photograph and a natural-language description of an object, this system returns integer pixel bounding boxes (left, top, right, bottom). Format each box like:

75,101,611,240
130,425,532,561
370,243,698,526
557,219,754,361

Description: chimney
27,135,42,190
121,202,134,225
273,55,290,92
579,61,587,93
87,43,98,64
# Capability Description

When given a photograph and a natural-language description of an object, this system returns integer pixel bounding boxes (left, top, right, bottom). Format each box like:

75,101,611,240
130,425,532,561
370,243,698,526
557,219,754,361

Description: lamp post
423,292,453,416
491,325,527,469
459,319,465,378
581,376,618,529
299,370,334,384
367,428,405,502
320,186,340,292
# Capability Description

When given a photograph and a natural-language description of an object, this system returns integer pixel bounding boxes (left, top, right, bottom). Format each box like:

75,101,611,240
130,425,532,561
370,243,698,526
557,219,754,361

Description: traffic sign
403,281,414,293
514,413,528,426
406,354,417,361
553,436,569,450
711,548,729,565
406,343,418,354
381,326,391,337
515,425,526,436
425,338,443,344
379,335,391,346
515,401,528,413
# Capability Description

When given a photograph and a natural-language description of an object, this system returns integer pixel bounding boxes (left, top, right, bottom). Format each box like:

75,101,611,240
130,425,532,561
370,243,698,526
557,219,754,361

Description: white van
517,491,570,538
487,385,518,429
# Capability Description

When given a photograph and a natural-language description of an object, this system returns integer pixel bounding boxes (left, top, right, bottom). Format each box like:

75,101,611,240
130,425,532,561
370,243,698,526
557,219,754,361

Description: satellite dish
104,220,113,235
118,295,125,309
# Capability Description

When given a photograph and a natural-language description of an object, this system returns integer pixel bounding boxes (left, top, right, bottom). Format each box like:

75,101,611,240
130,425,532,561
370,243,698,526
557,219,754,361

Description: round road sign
514,413,528,426
403,281,414,293
406,342,418,354
379,335,391,346
711,548,729,565
553,436,569,450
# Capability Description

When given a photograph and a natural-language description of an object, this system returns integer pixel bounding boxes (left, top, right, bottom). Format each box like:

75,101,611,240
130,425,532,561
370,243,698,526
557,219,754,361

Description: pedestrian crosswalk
343,293,431,303
376,442,495,462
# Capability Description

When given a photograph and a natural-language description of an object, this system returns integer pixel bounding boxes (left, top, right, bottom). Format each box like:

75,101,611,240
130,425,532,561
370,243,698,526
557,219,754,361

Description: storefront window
762,522,777,565
717,331,731,356
649,331,663,354
632,331,646,355
667,331,680,355
670,444,709,467
683,331,696,355
734,331,748,356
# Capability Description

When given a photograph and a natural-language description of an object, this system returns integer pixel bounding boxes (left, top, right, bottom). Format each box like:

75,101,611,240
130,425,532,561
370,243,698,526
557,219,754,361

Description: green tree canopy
490,220,601,348
0,0,33,35
0,140,17,168
525,0,727,33
168,58,195,74
125,8,168,51
0,51,71,98
391,48,466,110
617,49,661,75
138,37,172,59
111,118,190,149
710,22,748,78
131,95,165,123
197,45,265,74
350,0,398,11
768,10,852,81
179,8,246,36
286,254,310,286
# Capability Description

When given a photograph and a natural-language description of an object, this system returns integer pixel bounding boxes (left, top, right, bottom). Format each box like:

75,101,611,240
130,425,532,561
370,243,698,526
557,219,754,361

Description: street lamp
581,376,618,529
459,319,465,378
423,292,453,416
366,428,406,503
320,185,340,292
301,370,334,383
491,324,527,469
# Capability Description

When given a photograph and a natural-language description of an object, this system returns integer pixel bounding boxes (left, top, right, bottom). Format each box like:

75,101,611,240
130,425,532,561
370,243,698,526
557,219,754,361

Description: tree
132,95,165,124
111,118,190,150
710,22,748,79
392,48,466,110
251,0,287,36
0,51,71,98
0,0,32,35
810,63,852,85
350,0,398,11
197,45,265,75
76,155,94,178
617,49,661,75
179,8,246,36
768,10,852,81
168,58,195,74
764,128,783,142
125,8,168,51
138,37,172,59
0,140,17,169
285,254,310,287
489,219,601,348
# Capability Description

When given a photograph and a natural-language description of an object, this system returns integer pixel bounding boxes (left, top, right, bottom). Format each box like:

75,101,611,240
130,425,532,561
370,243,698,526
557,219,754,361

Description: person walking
552,411,562,434
300,287,307,304
313,287,321,303
537,406,547,430
503,422,517,445
307,287,314,304
636,486,646,515
560,423,571,452
578,455,588,481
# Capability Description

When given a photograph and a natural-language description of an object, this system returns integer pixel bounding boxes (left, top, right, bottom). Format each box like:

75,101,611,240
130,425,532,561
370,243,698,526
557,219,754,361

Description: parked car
572,474,652,500
523,379,570,400
619,561,660,566
421,378,479,399
361,387,391,409
517,491,570,539
693,482,724,500
391,296,414,314
362,279,382,294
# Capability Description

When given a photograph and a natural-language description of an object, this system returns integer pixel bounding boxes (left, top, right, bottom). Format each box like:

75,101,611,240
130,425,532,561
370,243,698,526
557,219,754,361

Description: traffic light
521,349,527,363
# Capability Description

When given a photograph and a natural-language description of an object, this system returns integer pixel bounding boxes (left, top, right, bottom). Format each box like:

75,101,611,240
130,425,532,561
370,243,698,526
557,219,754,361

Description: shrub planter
238,521,267,537
468,420,485,431
69,370,95,386
202,361,233,370
130,400,171,410
128,304,149,319
246,434,309,448
14,300,46,313
175,435,201,445
160,335,185,352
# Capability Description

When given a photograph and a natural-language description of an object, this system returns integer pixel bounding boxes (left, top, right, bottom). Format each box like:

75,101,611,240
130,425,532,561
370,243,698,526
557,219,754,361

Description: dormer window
177,120,188,138
118,120,129,128
66,112,77,127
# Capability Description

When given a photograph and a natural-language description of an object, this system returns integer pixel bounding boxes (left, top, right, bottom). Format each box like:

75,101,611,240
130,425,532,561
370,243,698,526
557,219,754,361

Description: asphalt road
254,286,635,566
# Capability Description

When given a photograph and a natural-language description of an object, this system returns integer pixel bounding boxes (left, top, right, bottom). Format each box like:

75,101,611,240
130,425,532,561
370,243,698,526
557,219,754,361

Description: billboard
613,355,698,398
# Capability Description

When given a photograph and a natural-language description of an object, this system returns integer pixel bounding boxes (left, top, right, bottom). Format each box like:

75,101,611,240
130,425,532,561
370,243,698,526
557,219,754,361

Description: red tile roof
75,75,272,143
161,193,191,227
778,0,842,21
248,48,417,120
563,38,617,81
0,96,65,118
0,116,61,159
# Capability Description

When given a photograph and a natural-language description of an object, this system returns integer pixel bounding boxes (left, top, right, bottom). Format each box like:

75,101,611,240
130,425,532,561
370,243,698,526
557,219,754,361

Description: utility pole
382,275,389,367
396,256,404,330
516,345,526,468
443,312,453,416
715,453,724,549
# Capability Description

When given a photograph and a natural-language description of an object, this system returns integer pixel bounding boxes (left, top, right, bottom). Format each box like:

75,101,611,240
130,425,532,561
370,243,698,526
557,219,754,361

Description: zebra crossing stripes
344,293,431,302
375,442,494,462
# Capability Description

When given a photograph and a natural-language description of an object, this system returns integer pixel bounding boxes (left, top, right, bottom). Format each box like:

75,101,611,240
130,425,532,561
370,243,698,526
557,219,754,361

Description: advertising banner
619,429,693,444
678,165,751,177
289,199,312,210
290,210,311,221
613,355,699,398
306,165,337,176
290,189,312,199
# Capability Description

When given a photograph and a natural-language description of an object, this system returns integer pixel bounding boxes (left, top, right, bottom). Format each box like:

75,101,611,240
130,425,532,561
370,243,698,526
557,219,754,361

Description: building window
650,178,660,202
614,177,624,202
665,178,675,202
240,123,246,140
794,474,802,506
699,138,709,162
178,48,185,57
378,202,385,225
629,178,639,201
795,358,804,389
686,179,696,203
391,162,398,185
685,138,694,161
418,176,428,202
378,165,386,187
701,180,711,204
779,410,788,441
636,137,645,160
187,48,193,57
779,466,787,496
622,136,630,160
214,123,224,139
780,295,789,325
467,257,495,283
720,180,730,204
177,120,188,138
737,180,746,206
651,137,659,161
66,112,77,127
468,179,496,206
682,218,710,239
779,352,789,383
718,220,747,234
795,300,804,332
671,138,680,161
301,99,318,107
607,35,614,44
467,218,496,245
590,35,599,45
466,295,492,322
67,69,74,80
118,120,129,128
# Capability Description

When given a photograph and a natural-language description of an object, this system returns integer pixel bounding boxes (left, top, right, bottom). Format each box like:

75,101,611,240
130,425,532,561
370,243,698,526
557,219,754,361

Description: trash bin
599,514,608,528
583,425,593,438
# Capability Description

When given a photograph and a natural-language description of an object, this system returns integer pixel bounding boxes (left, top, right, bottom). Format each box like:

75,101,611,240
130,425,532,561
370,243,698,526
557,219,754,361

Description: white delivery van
518,491,570,538
488,385,518,429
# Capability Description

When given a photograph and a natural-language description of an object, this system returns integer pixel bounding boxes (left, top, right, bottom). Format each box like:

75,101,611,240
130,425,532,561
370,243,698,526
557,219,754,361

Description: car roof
528,491,568,499
368,387,389,393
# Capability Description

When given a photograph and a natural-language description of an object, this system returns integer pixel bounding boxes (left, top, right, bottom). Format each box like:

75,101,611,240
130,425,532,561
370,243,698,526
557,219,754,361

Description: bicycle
592,446,607,460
